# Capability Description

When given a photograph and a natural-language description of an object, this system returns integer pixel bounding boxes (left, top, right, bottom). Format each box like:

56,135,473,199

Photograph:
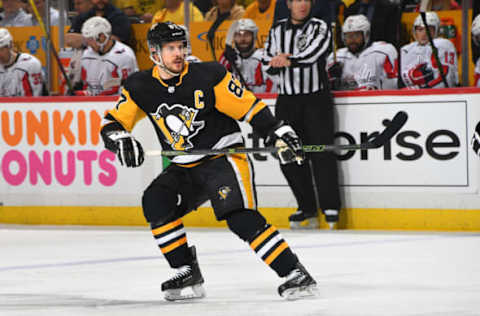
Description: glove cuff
108,130,133,141
274,125,295,138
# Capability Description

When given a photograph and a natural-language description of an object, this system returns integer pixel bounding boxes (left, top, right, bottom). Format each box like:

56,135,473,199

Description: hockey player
100,22,317,301
400,12,458,89
472,14,480,87
74,16,138,96
219,18,276,93
326,14,398,91
0,28,45,96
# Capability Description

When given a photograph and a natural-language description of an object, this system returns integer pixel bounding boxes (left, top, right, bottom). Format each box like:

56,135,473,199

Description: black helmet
147,22,188,76
147,22,187,49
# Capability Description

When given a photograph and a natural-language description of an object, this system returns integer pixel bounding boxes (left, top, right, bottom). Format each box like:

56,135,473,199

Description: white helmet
0,28,13,48
233,18,258,55
81,16,112,51
413,12,440,38
472,14,480,46
342,15,370,49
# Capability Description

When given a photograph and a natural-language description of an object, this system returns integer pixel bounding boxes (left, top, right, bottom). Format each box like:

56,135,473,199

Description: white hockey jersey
474,58,480,87
326,41,398,90
77,40,138,96
0,53,44,97
400,38,458,89
220,49,277,94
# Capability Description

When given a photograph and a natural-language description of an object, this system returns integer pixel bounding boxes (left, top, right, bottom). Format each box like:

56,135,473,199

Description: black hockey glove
106,131,144,168
327,62,343,90
266,122,304,165
224,45,238,63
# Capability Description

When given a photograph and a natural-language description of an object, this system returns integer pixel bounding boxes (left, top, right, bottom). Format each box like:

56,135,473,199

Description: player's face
288,0,312,24
414,26,436,45
160,41,186,74
91,0,108,10
234,31,254,54
2,0,20,14
0,46,12,65
344,31,364,54
85,33,108,53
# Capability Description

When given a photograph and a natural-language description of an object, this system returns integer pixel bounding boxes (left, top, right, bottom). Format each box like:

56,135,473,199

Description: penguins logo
218,186,232,200
151,103,205,150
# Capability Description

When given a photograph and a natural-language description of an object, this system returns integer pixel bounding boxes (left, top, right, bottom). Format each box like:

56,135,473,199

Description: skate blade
164,284,206,301
290,218,319,230
281,284,319,301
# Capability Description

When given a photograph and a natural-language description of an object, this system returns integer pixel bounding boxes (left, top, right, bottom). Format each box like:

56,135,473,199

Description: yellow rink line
0,206,480,231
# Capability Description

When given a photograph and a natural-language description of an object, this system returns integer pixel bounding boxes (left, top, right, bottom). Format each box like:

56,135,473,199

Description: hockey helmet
472,14,480,46
147,22,187,76
413,12,440,39
342,14,370,49
0,28,13,48
233,18,258,55
81,16,112,51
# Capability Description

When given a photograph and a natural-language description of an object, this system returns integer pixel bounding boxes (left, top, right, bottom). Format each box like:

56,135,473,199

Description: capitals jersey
0,53,44,96
101,62,277,165
400,38,458,89
77,40,138,96
326,41,398,90
220,49,277,93
474,58,480,87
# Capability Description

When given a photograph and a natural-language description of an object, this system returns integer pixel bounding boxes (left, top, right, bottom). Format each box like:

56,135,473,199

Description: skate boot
278,262,318,300
324,209,339,230
288,209,319,229
161,246,206,301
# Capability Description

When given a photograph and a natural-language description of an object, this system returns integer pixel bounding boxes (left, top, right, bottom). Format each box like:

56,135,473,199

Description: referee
263,0,341,229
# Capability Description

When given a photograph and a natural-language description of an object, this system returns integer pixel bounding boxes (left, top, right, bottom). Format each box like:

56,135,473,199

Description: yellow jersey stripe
245,101,267,123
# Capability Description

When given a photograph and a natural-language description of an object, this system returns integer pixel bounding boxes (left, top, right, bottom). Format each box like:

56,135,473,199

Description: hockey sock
249,224,298,277
151,218,192,268
226,210,298,277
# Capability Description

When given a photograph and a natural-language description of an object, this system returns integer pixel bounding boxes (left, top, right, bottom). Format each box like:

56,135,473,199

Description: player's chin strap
149,50,182,77
97,34,110,54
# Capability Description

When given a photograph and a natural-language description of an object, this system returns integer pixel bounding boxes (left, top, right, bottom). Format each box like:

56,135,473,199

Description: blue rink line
0,234,471,272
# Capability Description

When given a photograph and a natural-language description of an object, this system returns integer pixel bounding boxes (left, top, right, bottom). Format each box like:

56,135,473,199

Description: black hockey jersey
102,62,277,164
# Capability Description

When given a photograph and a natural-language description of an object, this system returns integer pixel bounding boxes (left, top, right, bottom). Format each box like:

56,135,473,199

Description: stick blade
370,111,408,148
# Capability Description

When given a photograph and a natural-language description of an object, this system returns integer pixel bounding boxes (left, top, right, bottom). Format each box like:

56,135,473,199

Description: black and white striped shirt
263,17,331,95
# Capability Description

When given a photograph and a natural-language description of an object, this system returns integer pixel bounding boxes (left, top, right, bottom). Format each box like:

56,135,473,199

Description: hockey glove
267,123,304,165
407,63,434,87
224,45,238,63
107,131,144,168
327,62,343,90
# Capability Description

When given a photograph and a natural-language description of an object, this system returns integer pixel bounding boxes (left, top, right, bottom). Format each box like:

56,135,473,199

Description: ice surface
0,225,479,316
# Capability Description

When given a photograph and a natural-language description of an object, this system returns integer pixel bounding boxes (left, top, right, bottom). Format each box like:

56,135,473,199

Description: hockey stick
419,0,449,87
28,0,74,94
146,111,408,157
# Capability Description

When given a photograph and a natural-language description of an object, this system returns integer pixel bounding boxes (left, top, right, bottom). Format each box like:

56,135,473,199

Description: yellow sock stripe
152,218,183,236
160,236,187,254
250,225,276,250
264,241,288,265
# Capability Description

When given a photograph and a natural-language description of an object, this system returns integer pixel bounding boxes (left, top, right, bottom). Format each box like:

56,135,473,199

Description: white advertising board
1,89,479,209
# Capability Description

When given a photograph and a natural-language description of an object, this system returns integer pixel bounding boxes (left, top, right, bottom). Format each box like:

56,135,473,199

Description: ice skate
324,209,339,230
288,210,319,229
162,246,206,301
278,262,318,300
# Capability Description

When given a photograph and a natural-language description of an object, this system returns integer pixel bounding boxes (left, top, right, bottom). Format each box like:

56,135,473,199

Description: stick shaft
146,111,408,157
